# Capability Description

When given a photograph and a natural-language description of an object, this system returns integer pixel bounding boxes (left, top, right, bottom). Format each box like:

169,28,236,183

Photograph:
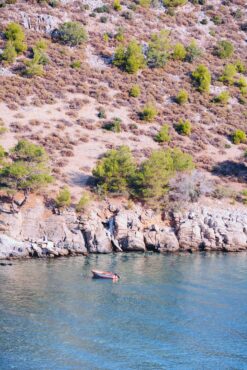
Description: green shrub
1,41,17,63
155,124,170,142
235,60,246,73
113,40,145,73
129,84,141,97
115,28,125,42
192,64,211,93
211,15,223,25
147,29,171,68
76,192,91,212
92,146,194,203
70,60,81,69
139,0,151,7
113,0,121,10
11,139,47,162
232,130,246,144
163,0,187,7
4,22,27,54
185,40,202,63
55,187,71,208
25,61,44,77
214,40,234,59
176,89,188,104
0,140,52,194
93,146,136,193
103,118,122,132
133,148,194,202
219,64,236,85
57,22,87,46
238,77,247,88
175,119,191,135
94,5,110,12
213,90,230,105
172,43,186,61
141,102,158,122
98,108,106,119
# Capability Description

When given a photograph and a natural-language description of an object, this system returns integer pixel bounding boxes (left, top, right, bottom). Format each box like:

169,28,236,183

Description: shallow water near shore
1,253,247,369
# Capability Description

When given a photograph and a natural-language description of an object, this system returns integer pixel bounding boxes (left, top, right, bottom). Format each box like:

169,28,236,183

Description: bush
11,139,47,162
102,118,122,132
93,146,136,193
133,148,194,202
76,192,91,212
139,0,151,7
113,0,122,11
219,64,236,85
192,64,211,93
213,90,230,105
172,43,186,61
25,61,44,77
56,22,87,46
235,60,246,73
92,146,194,203
214,40,234,59
176,89,188,104
55,187,71,208
147,30,171,68
0,140,52,194
4,22,27,54
141,102,158,122
238,77,247,88
175,119,191,135
163,0,187,7
232,130,246,145
129,84,141,97
185,40,202,63
155,124,170,142
115,28,125,42
1,41,17,63
113,40,145,73
70,60,81,69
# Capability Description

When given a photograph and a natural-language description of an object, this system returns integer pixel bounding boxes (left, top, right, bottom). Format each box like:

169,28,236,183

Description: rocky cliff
0,197,247,259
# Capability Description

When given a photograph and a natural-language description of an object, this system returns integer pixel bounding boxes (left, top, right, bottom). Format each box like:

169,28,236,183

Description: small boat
92,270,120,280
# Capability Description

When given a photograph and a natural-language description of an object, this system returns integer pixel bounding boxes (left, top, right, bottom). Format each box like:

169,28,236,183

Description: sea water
1,253,247,369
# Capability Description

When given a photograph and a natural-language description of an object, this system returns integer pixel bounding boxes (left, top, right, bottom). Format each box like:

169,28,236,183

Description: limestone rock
144,227,179,252
0,235,29,259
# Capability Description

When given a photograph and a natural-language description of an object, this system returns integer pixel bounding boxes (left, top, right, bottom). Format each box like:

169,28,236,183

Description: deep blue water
1,253,247,370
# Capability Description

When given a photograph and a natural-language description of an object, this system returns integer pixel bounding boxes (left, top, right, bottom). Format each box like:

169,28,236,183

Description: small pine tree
55,187,71,208
175,119,191,136
141,102,158,122
176,89,188,104
113,0,122,11
155,124,171,142
1,41,17,63
214,40,234,59
192,64,211,93
232,130,246,144
173,43,186,61
129,84,141,97
219,64,236,85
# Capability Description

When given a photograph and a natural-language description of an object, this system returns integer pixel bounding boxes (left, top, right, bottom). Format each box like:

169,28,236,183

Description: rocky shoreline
1,198,247,259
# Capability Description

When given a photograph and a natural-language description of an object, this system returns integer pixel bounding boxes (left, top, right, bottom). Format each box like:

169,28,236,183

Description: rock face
1,198,247,259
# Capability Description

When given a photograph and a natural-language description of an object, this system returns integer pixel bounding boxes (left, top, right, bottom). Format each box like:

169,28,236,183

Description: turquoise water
1,253,247,369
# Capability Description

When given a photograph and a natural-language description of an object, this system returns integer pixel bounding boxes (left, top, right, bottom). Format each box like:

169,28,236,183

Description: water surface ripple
1,253,247,369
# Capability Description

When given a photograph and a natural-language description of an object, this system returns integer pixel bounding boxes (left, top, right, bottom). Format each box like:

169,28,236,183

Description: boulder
0,234,29,259
144,227,179,252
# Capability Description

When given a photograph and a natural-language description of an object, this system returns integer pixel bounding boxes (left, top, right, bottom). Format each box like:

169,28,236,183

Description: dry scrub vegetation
0,0,246,208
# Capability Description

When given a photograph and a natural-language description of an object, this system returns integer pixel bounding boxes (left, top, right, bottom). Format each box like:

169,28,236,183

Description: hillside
0,0,247,209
